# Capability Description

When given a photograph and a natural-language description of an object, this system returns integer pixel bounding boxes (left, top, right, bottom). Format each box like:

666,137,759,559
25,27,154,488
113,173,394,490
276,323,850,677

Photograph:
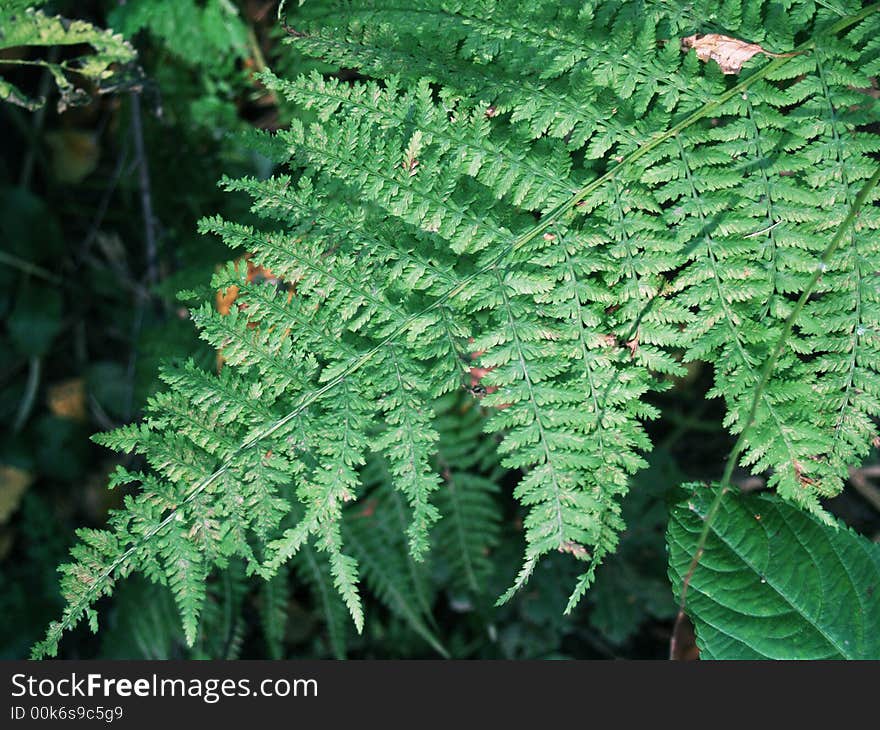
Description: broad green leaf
668,487,880,659
86,362,129,420
7,284,61,357
0,186,63,288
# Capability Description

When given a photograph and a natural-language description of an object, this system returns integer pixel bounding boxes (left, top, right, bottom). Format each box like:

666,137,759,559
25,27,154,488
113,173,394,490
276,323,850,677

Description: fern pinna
34,0,880,657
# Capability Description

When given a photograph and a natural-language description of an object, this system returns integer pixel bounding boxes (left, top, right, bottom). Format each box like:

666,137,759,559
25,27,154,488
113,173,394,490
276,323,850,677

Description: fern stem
672,163,880,654
0,250,62,284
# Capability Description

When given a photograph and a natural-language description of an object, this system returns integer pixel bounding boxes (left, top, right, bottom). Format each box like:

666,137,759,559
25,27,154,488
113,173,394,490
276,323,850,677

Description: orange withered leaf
680,33,797,75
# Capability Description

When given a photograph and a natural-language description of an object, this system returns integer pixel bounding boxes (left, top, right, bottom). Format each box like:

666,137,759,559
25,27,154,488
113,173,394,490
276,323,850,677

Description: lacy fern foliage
34,0,880,656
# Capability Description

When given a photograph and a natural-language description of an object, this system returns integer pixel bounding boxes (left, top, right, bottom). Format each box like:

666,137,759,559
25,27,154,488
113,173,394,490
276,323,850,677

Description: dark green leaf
7,284,61,357
668,488,880,659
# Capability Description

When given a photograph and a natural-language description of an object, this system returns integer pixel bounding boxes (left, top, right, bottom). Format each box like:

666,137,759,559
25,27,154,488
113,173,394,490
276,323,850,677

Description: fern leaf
432,395,502,597
260,567,290,660
344,467,446,656
294,545,349,659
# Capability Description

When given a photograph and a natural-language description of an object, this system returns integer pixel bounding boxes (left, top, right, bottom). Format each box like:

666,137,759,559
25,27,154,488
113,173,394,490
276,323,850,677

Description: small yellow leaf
44,129,100,184
47,378,87,422
680,33,796,75
0,465,34,524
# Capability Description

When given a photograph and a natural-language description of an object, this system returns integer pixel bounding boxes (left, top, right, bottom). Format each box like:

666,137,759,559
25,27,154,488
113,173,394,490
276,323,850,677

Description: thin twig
125,91,158,422
12,357,41,433
129,92,158,287
123,300,146,422
19,48,57,189
76,136,131,263
247,25,269,73
88,394,118,432
0,251,62,285
848,467,880,514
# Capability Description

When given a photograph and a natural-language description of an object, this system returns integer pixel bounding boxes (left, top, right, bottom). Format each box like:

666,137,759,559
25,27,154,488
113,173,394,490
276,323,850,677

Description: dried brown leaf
681,33,796,75
47,378,87,422
557,540,590,560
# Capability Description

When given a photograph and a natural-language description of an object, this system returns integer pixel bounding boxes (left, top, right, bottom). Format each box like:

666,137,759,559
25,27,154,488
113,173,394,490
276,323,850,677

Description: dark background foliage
1,0,878,660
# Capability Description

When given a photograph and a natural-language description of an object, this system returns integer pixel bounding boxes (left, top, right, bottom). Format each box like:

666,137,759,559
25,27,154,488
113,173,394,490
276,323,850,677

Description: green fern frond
293,545,350,658
343,462,447,656
432,394,502,598
260,566,290,660
33,0,880,657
